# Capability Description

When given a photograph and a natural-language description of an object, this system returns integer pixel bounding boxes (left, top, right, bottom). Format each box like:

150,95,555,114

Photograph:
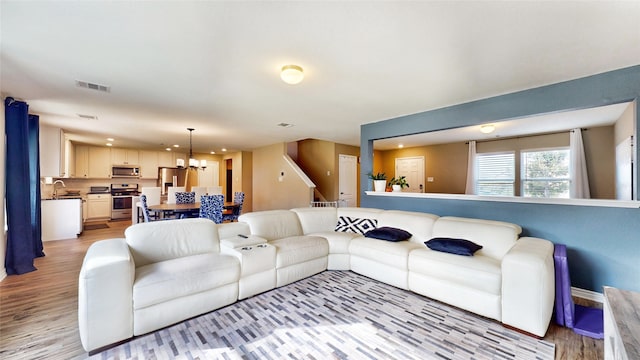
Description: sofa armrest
217,221,251,240
501,237,555,337
78,238,135,352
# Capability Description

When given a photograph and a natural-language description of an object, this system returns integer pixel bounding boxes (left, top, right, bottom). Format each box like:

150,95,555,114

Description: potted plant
367,171,387,192
388,176,409,192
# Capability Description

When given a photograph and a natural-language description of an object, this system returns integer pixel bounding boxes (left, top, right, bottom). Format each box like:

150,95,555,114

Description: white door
395,156,425,193
339,154,357,207
199,161,220,187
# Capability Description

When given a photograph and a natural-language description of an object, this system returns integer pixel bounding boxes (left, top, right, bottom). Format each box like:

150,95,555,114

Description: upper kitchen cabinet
75,145,111,178
39,124,65,177
158,151,174,168
111,148,139,165
139,150,159,179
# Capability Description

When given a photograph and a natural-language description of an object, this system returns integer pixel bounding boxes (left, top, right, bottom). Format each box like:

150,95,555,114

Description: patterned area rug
94,271,555,360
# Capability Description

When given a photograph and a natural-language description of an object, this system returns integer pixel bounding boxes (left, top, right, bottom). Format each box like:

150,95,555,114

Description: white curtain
465,140,477,194
570,128,591,198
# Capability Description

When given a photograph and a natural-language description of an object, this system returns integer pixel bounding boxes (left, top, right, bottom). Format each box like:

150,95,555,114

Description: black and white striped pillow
335,216,377,235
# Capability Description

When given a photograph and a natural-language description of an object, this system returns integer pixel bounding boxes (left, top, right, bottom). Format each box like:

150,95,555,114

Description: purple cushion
425,237,483,256
364,227,412,242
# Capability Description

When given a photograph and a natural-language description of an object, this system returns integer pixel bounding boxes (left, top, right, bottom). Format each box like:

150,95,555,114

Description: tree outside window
521,148,570,198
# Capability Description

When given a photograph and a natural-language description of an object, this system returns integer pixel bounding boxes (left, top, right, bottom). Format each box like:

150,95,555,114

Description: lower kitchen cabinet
41,199,82,241
86,194,111,220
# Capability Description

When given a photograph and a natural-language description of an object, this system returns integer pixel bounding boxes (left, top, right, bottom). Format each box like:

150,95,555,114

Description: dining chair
175,191,196,204
141,187,161,221
167,186,186,204
175,191,196,218
199,194,224,224
192,186,207,201
222,191,245,222
140,194,152,222
206,186,223,195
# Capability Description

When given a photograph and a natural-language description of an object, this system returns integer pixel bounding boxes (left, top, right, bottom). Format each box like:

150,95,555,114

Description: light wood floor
0,221,603,360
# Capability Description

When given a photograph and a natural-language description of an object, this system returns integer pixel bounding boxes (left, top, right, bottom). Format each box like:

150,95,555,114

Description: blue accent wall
360,65,640,293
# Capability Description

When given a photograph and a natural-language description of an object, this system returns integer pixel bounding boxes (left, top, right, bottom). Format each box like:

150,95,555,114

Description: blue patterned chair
222,191,245,222
140,194,152,222
199,194,224,224
175,191,197,218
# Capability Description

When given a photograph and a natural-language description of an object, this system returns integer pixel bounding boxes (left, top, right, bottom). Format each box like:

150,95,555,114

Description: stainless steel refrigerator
157,167,188,195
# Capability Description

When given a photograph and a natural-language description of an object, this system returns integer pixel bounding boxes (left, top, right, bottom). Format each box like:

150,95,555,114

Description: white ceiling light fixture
480,124,496,134
176,128,207,170
281,64,304,85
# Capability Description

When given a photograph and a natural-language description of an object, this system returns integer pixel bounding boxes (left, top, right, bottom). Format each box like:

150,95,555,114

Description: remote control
238,234,248,238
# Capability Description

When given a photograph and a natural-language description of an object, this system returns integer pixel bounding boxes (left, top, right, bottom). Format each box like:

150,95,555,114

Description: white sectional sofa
78,207,555,352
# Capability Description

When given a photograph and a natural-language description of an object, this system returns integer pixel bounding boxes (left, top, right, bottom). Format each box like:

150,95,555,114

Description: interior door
395,156,425,193
339,154,357,207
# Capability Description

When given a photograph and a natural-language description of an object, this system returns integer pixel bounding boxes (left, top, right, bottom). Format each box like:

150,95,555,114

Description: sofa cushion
365,227,412,242
425,237,483,256
291,207,338,234
335,216,377,235
376,210,439,244
270,236,329,268
432,216,521,260
133,253,239,310
238,210,303,241
125,218,219,267
307,231,360,254
349,237,423,269
409,248,502,295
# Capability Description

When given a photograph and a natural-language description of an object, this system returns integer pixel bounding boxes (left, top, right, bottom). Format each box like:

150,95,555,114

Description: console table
603,286,640,360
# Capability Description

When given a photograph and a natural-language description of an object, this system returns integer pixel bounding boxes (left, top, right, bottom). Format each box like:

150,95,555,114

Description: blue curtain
5,97,44,275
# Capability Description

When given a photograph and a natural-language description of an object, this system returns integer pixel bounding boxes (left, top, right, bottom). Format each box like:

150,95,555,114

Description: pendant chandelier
176,128,206,170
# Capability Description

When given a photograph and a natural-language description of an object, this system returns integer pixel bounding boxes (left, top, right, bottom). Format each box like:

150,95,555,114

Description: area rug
93,271,555,360
83,223,109,230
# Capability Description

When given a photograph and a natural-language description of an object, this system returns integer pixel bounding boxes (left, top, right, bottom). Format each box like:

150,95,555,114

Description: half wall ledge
364,191,640,209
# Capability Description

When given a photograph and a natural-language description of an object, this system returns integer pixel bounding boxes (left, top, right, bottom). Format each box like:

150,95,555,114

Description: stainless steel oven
111,183,139,220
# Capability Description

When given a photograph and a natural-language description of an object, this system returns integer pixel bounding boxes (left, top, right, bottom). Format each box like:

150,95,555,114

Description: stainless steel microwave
112,165,140,178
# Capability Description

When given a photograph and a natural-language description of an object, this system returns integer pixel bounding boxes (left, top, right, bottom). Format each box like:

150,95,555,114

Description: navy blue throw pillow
425,237,483,256
364,227,412,242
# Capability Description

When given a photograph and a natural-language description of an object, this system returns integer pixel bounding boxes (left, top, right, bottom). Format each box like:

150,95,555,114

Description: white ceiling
2,1,639,153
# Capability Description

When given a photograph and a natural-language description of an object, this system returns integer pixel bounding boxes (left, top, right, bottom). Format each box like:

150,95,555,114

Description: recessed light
221,148,227,152
107,138,114,142
165,148,171,151
210,151,216,154
173,144,180,148
106,143,113,147
398,144,404,148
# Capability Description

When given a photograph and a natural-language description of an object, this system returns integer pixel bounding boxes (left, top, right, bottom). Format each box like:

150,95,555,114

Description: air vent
277,123,294,128
77,114,98,120
75,80,110,93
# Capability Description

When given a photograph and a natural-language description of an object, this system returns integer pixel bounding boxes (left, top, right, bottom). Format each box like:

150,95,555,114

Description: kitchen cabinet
158,151,174,168
75,145,111,178
41,199,82,240
112,148,139,165
139,150,159,179
86,193,111,220
39,125,66,177
75,145,89,178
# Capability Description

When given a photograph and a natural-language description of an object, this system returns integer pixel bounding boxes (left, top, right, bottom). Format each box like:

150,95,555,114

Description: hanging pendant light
177,128,207,170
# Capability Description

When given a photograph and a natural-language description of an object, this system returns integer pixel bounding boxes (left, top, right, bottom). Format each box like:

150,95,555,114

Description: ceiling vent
75,80,110,93
77,114,98,120
277,123,294,128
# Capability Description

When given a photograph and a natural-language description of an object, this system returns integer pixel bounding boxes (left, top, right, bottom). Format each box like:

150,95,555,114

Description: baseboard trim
572,286,604,303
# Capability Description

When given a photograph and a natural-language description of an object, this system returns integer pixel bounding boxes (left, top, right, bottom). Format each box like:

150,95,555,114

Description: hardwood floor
0,221,603,359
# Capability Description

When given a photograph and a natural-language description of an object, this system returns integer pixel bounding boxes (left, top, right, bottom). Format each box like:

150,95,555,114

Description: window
476,152,515,196
521,148,570,198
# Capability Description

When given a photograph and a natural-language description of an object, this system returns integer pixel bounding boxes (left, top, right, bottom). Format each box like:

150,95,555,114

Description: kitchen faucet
52,179,66,199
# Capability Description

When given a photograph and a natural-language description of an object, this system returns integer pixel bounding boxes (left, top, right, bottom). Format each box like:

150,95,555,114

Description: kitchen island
41,198,83,241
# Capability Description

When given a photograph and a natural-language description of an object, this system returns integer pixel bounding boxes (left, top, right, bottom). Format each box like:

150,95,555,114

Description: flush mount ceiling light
480,124,496,134
280,64,304,85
